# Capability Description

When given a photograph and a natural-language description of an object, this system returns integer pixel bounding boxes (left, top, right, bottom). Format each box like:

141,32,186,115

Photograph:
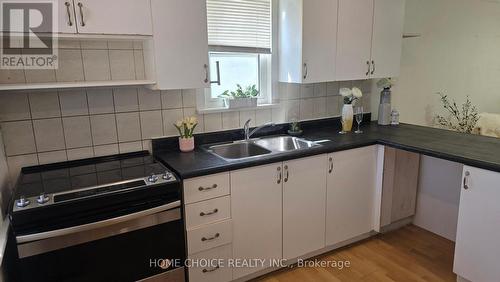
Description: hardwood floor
254,225,456,282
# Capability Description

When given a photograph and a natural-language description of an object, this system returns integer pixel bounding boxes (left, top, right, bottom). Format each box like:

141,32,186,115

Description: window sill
196,103,280,115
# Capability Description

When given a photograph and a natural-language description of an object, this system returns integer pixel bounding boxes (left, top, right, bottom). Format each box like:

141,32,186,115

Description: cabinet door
336,0,374,81
150,0,209,90
231,163,282,279
283,154,327,260
454,166,500,282
370,0,405,78
74,0,152,35
326,146,378,246
301,0,337,83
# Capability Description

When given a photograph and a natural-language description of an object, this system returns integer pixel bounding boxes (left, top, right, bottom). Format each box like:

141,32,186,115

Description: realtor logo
1,1,58,69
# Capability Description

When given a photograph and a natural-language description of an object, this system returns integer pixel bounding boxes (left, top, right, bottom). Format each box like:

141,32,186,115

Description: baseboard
379,216,413,233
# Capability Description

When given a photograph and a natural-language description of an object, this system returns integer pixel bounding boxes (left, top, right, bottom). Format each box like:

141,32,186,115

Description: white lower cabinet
326,146,379,245
454,166,500,282
231,163,283,279
282,154,328,260
188,244,233,282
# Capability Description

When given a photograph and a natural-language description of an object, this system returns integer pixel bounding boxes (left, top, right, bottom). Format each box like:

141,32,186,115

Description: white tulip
339,88,352,97
352,87,363,98
175,120,183,128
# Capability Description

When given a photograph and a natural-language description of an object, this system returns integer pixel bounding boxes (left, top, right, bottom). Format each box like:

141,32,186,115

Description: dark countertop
154,121,500,179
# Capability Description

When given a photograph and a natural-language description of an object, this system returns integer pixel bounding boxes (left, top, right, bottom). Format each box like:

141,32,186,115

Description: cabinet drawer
186,196,231,230
188,244,232,282
184,173,230,204
187,220,232,255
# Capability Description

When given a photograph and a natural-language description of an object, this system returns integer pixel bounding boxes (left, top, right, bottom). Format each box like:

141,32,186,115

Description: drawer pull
200,209,218,217
198,184,218,191
201,233,220,242
202,265,220,273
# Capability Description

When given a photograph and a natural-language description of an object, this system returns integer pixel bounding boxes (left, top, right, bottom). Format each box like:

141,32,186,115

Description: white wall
0,131,10,217
413,156,462,241
392,0,500,126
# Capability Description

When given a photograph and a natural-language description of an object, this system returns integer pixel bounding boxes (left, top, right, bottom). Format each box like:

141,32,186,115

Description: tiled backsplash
0,41,373,183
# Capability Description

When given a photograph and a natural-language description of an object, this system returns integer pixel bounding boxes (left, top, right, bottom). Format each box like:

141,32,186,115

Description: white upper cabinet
283,154,327,260
336,0,374,81
454,166,500,282
149,0,209,90
73,0,152,35
279,0,338,83
231,163,282,279
336,0,405,80
326,146,379,246
371,0,405,78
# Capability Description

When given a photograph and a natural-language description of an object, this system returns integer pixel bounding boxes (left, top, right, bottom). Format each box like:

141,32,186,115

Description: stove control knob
37,193,50,205
162,171,173,180
16,196,30,208
147,174,159,183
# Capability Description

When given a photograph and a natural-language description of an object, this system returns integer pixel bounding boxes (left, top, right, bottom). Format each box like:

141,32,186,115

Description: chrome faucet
244,119,275,140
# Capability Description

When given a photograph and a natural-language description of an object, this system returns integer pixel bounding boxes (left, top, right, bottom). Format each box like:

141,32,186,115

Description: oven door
12,201,185,282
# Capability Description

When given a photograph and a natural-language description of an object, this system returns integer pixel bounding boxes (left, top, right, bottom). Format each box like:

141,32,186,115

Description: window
203,0,273,109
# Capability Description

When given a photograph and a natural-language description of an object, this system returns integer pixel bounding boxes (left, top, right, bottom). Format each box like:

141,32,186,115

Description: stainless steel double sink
203,136,322,161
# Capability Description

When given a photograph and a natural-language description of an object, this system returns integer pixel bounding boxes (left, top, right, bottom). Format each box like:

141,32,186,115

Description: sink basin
206,142,271,160
254,136,320,152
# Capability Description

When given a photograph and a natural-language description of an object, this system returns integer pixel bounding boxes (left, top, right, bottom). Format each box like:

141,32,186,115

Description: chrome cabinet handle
204,64,209,83
463,171,470,190
77,2,85,27
201,233,220,242
202,265,220,273
303,63,308,80
328,157,333,174
277,167,282,184
366,61,371,76
284,165,289,183
200,209,218,217
371,60,375,75
64,2,73,26
198,184,217,191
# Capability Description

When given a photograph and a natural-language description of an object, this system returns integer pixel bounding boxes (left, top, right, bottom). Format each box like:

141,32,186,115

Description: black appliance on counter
7,151,185,282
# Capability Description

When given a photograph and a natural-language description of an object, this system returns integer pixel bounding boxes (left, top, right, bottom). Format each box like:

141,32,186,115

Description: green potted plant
219,84,259,109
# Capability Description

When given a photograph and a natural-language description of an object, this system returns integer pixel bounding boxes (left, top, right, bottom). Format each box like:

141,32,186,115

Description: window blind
207,0,271,53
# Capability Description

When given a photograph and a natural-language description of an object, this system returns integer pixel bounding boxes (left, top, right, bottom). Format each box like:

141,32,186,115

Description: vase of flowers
174,116,198,152
339,87,363,133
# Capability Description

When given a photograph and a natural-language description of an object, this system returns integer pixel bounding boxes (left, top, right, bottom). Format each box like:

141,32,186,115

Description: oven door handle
16,200,181,244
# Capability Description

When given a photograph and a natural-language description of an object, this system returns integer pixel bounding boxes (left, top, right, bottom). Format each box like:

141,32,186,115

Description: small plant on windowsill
219,84,259,109
434,92,479,134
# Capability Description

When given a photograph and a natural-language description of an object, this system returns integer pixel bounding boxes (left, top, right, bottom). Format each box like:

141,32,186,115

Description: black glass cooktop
15,151,168,198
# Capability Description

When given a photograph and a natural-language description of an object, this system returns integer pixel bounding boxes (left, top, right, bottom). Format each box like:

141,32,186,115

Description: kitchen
0,0,499,281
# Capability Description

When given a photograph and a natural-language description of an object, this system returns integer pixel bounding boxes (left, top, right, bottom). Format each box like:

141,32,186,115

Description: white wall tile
327,96,341,117
55,49,85,82
119,141,143,153
116,112,141,142
67,147,94,161
108,41,134,50
284,100,300,121
1,121,36,156
203,113,222,132
161,90,183,109
33,118,65,152
82,49,111,81
138,88,161,111
183,107,204,134
134,50,145,80
182,89,197,108
239,110,256,127
313,83,327,97
140,110,163,139
7,154,38,183
280,83,300,100
113,88,138,112
162,109,184,136
93,144,119,157
38,150,67,165
109,50,135,80
256,109,272,125
222,111,239,130
80,40,107,49
25,69,56,83
29,92,61,119
142,140,152,153
300,84,314,99
312,97,327,119
87,89,114,114
326,82,340,96
59,39,81,49
90,114,117,145
0,92,31,121
299,99,314,120
63,116,92,148
59,90,88,116
0,69,25,84
271,107,286,123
